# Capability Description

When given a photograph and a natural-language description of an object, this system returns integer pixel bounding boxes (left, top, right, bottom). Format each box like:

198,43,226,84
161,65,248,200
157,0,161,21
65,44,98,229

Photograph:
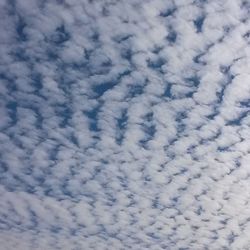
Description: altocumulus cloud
1,0,250,249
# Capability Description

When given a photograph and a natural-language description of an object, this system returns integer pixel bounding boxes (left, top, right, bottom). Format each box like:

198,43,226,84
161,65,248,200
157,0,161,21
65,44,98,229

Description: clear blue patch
50,25,70,45
226,111,249,126
218,146,230,152
0,161,8,174
220,66,235,84
175,111,187,133
90,58,113,75
50,225,61,233
139,112,156,146
223,25,231,34
184,75,200,87
185,91,195,98
195,205,204,215
171,196,179,203
121,48,133,61
206,110,219,120
199,129,221,144
1,72,17,93
127,84,144,98
113,34,133,43
152,197,161,209
240,99,250,107
31,72,43,93
30,106,43,129
11,47,29,61
46,47,59,62
163,83,172,98
152,45,163,54
146,232,160,240
116,109,128,145
106,195,117,206
147,57,166,72
93,81,118,97
47,144,60,162
144,175,152,182
193,53,207,65
55,104,72,128
160,7,177,17
228,232,237,244
16,16,27,42
93,70,130,97
220,218,229,225
243,31,250,39
193,15,205,33
220,65,231,74
59,180,77,198
6,101,17,126
193,43,214,65
0,219,10,230
57,71,75,94
117,176,128,188
90,31,100,42
28,210,38,230
117,110,127,130
84,48,92,61
70,133,79,147
147,57,166,68
34,175,45,186
83,105,101,132
166,30,177,43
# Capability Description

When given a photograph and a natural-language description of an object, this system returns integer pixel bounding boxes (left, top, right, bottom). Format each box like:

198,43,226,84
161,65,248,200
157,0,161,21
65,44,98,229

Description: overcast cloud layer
1,0,250,249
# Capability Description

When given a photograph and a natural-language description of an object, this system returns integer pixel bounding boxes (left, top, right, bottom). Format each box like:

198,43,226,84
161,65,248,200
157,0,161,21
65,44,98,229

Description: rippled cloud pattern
1,0,250,249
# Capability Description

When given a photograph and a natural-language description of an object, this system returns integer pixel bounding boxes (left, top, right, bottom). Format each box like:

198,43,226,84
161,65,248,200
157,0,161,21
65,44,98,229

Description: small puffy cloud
1,0,250,249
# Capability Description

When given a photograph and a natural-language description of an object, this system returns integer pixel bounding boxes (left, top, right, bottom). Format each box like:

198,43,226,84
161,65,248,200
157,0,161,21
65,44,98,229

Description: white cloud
1,0,250,249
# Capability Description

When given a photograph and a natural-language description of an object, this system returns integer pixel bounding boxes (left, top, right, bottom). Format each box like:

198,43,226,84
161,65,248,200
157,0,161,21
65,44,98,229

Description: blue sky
1,0,250,249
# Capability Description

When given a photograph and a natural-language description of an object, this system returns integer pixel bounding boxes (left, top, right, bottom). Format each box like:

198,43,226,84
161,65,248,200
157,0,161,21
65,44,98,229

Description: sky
1,0,250,249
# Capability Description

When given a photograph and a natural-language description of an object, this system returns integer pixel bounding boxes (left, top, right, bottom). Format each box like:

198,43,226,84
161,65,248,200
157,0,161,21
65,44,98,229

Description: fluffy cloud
1,0,250,249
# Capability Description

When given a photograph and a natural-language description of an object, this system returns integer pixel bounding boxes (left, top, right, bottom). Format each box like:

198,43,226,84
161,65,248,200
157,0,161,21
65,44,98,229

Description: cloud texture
1,0,250,249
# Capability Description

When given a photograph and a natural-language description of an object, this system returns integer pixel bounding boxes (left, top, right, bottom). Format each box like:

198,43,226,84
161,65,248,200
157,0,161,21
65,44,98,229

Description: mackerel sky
1,0,250,249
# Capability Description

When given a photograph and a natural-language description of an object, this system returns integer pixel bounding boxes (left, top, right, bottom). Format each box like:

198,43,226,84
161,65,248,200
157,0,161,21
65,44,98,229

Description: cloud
1,0,250,249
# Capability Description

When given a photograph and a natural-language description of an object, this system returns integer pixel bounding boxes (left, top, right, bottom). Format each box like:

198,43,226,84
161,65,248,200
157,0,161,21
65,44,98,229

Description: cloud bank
1,0,250,249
